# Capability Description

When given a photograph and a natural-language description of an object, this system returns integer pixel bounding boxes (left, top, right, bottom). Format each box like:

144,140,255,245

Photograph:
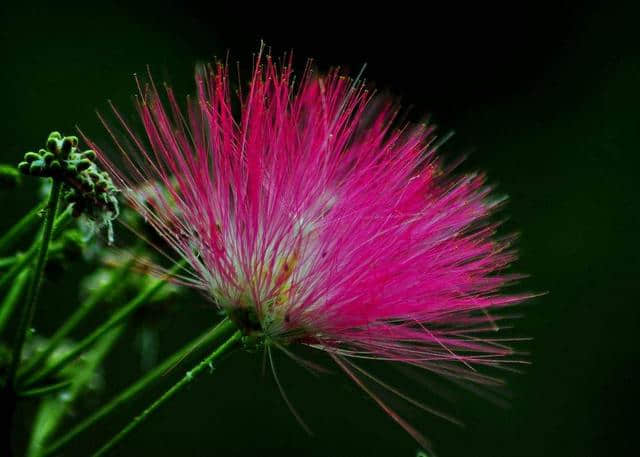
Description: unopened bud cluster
19,132,115,214
19,132,84,178
18,132,119,241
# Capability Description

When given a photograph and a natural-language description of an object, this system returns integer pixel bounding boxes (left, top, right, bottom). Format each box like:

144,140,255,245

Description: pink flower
89,49,528,445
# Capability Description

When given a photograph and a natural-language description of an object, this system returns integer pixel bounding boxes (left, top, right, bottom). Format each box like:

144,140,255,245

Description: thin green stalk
0,206,72,292
18,380,72,398
0,250,34,292
23,260,187,388
0,206,71,457
18,257,136,380
7,180,62,390
0,202,45,254
0,268,30,334
90,329,242,457
43,318,234,457
28,324,125,457
0,255,19,268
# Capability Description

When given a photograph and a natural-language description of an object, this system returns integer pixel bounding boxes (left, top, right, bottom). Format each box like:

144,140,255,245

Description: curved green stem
43,318,234,457
0,202,46,255
0,268,30,335
90,328,241,457
22,260,187,388
0,206,72,292
18,257,136,380
7,180,62,390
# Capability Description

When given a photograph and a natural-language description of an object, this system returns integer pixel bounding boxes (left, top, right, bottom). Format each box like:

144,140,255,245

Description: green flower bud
96,180,108,191
67,136,78,147
20,131,120,243
61,137,74,155
17,161,30,174
76,159,92,171
29,161,44,175
24,152,40,163
46,138,60,153
49,160,61,173
42,152,55,164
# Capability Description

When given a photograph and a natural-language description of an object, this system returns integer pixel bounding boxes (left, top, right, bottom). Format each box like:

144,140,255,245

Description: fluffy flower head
91,51,526,384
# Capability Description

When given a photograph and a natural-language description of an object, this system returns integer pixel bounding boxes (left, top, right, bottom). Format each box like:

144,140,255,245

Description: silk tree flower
87,51,528,444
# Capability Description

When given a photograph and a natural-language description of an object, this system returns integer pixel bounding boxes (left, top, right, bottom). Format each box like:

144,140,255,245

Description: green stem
0,268,30,335
90,328,242,457
17,380,73,398
22,260,187,388
42,318,234,457
7,180,62,390
0,249,35,293
18,257,136,380
0,206,71,457
0,202,46,255
0,255,19,268
0,206,72,292
28,325,125,457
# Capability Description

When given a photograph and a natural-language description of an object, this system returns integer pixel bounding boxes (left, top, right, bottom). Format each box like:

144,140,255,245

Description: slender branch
90,329,242,457
22,260,187,388
0,252,32,292
42,318,234,457
0,202,46,255
17,380,73,399
7,180,62,390
0,206,72,292
0,205,71,457
0,268,30,335
18,257,136,379
0,256,19,269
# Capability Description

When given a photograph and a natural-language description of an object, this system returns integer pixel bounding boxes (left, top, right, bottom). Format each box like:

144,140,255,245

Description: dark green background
1,1,638,456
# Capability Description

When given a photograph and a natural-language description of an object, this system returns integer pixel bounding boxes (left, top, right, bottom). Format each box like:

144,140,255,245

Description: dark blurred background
1,1,638,456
